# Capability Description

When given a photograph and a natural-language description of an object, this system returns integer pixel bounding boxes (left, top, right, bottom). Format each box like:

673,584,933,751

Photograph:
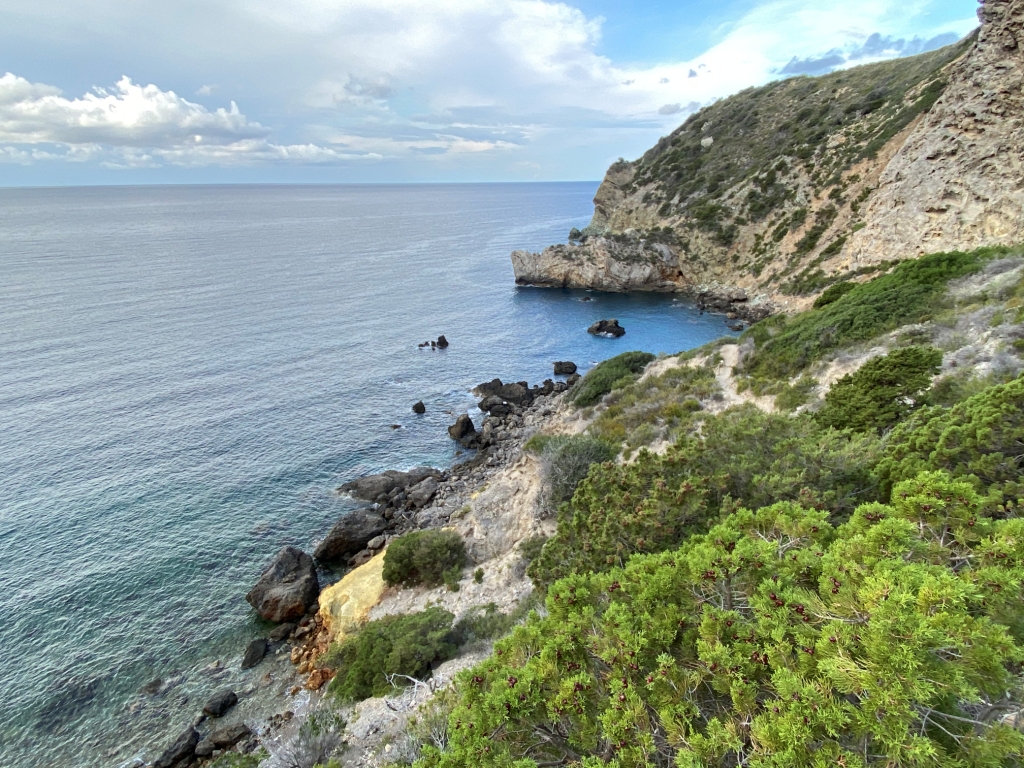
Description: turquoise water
0,184,733,766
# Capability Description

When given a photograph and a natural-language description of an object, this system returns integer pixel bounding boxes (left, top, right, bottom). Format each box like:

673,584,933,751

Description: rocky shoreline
147,368,577,768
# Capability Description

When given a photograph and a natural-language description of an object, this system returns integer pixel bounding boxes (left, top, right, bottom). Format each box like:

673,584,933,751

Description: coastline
147,376,583,768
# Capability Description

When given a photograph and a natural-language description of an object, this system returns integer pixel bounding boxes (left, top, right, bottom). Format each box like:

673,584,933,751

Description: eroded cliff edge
513,0,1024,311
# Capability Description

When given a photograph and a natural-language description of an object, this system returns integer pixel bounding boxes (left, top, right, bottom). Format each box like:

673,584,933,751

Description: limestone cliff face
847,0,1024,265
513,4,1024,309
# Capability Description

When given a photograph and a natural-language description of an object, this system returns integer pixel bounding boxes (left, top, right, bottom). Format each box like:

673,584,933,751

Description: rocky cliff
513,0,1024,311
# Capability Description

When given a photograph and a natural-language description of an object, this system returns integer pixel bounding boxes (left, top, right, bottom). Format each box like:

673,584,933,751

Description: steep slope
513,0,1023,312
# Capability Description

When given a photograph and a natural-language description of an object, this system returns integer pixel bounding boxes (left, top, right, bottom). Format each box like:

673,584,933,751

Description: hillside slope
513,0,1023,314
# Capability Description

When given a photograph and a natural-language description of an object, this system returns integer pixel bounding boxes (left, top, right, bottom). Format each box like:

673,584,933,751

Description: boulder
473,378,504,397
727,320,746,332
366,534,386,550
202,689,238,718
727,288,748,302
587,319,625,337
436,335,449,348
348,549,375,567
448,414,476,441
246,547,319,623
495,382,532,405
553,361,577,375
408,477,439,508
412,401,426,414
209,723,251,748
566,373,581,386
338,467,439,501
313,508,387,562
194,738,215,758
478,395,503,412
241,639,267,670
268,623,295,642
152,727,200,768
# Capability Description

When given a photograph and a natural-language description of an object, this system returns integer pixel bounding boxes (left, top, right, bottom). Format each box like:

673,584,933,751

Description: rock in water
202,689,238,717
436,334,449,348
246,546,319,623
208,723,251,747
313,509,387,563
412,400,426,414
407,476,439,508
241,638,267,669
448,414,476,440
268,622,295,642
553,361,577,375
587,319,625,337
339,467,439,501
152,727,200,768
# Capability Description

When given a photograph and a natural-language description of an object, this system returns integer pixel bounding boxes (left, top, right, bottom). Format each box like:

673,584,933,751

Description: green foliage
815,346,942,433
416,472,1024,768
383,530,468,589
569,351,656,407
473,568,484,584
530,405,882,587
813,280,857,308
773,375,817,412
746,247,1006,380
450,597,540,648
878,373,1024,504
518,535,548,564
537,435,619,504
325,607,457,702
590,362,718,445
206,750,267,768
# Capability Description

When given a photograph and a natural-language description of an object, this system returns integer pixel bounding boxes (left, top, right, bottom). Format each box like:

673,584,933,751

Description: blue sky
0,0,979,186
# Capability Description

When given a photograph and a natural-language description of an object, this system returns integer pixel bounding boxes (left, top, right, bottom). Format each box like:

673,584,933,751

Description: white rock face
847,0,1024,265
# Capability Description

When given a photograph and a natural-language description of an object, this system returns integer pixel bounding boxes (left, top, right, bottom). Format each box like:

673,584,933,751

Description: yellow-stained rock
317,550,387,642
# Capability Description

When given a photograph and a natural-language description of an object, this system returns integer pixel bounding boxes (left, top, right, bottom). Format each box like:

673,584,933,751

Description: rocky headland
512,0,1024,312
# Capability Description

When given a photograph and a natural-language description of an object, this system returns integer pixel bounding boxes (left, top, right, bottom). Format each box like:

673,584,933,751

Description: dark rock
348,549,375,567
202,689,238,718
245,547,319,623
473,378,504,397
153,727,200,768
268,623,295,642
448,414,476,440
587,319,625,337
209,723,251,748
495,382,532,405
580,295,593,301
194,739,215,758
566,373,581,386
339,468,440,501
727,320,746,332
241,639,267,670
412,401,426,414
478,395,503,412
553,361,577,375
367,534,386,549
436,335,449,348
313,508,387,562
553,381,568,393
408,477,439,508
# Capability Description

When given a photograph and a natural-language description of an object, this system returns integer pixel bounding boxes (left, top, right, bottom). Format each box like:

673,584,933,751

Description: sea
0,183,734,767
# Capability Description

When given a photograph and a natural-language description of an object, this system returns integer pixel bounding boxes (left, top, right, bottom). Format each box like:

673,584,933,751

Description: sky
0,0,980,186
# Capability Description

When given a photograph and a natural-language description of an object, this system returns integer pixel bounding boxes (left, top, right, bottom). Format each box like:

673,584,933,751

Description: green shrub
529,405,882,587
812,280,856,308
538,435,618,503
569,351,656,407
518,536,547,563
877,372,1024,503
325,607,457,702
449,600,537,647
473,568,483,584
815,346,942,433
417,472,1024,768
745,247,1007,380
383,530,467,588
773,375,817,412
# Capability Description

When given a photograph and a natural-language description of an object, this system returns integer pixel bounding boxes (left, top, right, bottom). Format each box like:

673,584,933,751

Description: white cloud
0,73,380,166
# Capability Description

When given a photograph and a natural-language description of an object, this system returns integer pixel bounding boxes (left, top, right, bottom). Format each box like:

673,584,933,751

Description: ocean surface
0,183,734,767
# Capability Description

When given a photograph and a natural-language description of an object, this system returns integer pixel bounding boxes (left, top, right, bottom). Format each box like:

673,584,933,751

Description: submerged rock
587,319,626,337
241,639,267,670
245,546,319,623
313,508,387,563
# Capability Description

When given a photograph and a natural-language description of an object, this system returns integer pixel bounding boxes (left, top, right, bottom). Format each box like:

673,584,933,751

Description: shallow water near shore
0,183,734,767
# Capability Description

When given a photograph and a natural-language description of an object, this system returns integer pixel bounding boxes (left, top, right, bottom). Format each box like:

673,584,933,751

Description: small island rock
448,414,476,441
412,401,426,414
553,361,577,375
587,319,625,337
245,547,319,623
436,335,449,348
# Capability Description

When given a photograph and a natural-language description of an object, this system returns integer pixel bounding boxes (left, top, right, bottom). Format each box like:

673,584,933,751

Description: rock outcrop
509,14,1024,310
847,0,1024,265
313,508,388,562
245,546,319,623
587,319,626,337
